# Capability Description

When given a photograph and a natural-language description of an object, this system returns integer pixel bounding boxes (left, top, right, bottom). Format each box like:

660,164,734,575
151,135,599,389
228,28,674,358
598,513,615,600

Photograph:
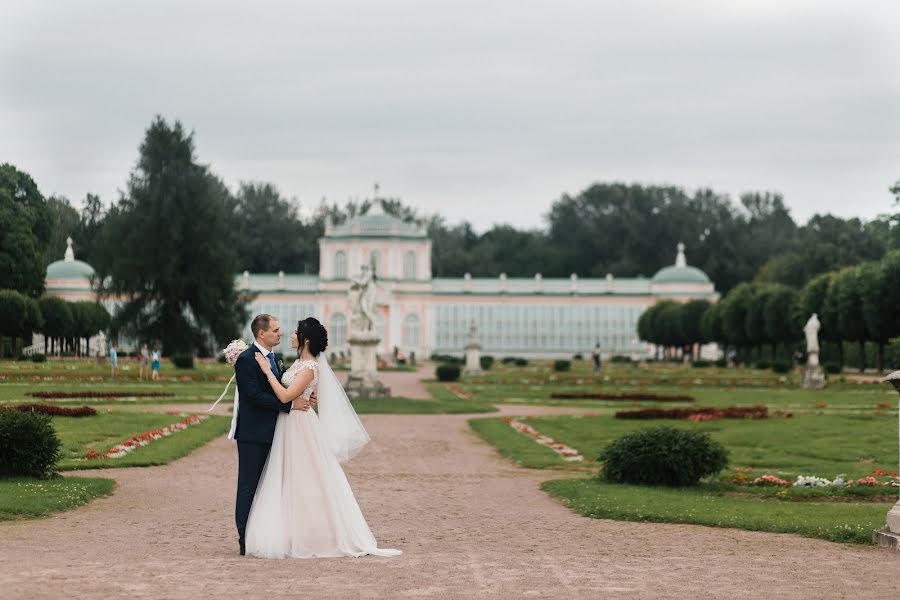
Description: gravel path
2,371,900,598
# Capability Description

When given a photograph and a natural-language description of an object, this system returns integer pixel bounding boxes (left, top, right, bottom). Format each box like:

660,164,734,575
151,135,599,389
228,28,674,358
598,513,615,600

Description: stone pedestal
801,365,826,389
464,343,483,377
345,334,390,400
874,371,900,550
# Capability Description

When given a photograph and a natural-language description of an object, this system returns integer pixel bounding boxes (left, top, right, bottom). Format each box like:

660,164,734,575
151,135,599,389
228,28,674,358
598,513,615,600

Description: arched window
334,250,347,279
370,250,382,276
403,250,416,279
403,314,420,347
330,313,347,347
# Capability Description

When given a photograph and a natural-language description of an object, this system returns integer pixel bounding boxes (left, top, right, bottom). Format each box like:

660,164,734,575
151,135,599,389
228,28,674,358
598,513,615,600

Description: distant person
139,344,150,380
151,346,161,381
592,343,602,373
109,343,119,380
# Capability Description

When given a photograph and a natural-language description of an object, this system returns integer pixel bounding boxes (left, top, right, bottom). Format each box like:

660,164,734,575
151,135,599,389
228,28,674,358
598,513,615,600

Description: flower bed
445,384,475,401
550,392,694,402
744,471,899,489
614,405,790,421
6,404,97,417
501,417,583,461
85,414,208,460
26,390,176,399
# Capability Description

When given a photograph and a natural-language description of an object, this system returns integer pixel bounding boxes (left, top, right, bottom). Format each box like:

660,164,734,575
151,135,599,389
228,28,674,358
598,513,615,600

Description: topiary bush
436,364,461,382
514,358,528,367
692,360,712,368
0,410,61,477
480,355,494,371
171,352,193,369
31,353,46,363
573,353,583,360
755,359,771,370
824,362,842,375
599,426,729,487
771,360,792,374
553,359,571,372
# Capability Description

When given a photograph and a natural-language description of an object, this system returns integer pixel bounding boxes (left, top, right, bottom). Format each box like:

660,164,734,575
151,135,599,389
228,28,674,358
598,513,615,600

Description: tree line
0,289,110,357
638,250,900,372
3,114,899,355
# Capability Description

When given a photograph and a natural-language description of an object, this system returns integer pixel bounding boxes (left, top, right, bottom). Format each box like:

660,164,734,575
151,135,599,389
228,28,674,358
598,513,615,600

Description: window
370,250,382,276
330,313,347,347
334,251,347,279
403,314,420,347
403,250,417,279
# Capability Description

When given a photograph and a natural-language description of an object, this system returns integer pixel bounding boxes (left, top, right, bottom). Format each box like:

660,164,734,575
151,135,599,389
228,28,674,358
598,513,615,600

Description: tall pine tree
95,117,246,354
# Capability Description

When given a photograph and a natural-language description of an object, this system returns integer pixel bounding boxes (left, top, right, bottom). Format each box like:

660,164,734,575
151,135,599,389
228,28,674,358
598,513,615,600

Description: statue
348,264,377,336
463,321,483,376
801,313,826,389
345,263,390,399
804,313,821,356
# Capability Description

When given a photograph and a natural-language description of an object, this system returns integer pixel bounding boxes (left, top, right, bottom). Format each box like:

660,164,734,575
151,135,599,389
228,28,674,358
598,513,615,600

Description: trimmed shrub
436,364,461,382
824,362,842,375
0,410,61,477
755,359,771,370
771,360,792,374
573,353,583,360
553,360,571,372
171,352,193,369
692,360,712,368
514,358,528,367
27,390,175,399
714,358,727,368
31,353,46,363
480,355,494,371
11,404,97,417
599,426,729,487
609,355,632,363
614,406,779,420
501,356,517,364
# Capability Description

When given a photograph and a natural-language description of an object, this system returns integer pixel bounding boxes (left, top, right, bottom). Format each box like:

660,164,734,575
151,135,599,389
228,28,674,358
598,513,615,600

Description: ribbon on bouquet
207,373,235,412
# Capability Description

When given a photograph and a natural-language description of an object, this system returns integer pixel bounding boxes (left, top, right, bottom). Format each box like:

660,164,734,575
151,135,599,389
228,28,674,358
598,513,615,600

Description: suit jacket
234,346,291,444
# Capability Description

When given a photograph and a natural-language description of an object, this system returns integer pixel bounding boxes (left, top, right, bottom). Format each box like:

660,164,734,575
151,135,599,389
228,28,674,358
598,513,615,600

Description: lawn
541,478,892,544
0,476,116,520
53,412,231,470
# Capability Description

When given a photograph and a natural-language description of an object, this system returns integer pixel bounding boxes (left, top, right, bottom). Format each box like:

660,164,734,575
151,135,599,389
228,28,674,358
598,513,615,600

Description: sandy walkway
2,372,900,598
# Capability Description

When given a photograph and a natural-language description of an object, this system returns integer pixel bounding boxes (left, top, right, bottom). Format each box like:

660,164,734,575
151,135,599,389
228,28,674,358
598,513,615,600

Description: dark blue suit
234,345,291,548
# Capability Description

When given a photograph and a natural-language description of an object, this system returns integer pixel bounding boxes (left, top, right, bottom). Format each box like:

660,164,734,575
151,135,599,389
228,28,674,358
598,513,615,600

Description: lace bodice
281,359,318,400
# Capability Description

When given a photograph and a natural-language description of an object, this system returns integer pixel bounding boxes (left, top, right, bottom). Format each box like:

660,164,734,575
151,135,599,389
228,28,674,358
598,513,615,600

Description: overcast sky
2,1,899,231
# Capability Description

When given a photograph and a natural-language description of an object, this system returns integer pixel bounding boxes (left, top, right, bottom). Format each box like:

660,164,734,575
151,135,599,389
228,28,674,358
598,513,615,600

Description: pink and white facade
239,213,719,359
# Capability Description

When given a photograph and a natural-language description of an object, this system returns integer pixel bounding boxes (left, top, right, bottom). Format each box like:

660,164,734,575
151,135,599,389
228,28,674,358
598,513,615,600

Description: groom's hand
292,398,312,411
309,391,317,407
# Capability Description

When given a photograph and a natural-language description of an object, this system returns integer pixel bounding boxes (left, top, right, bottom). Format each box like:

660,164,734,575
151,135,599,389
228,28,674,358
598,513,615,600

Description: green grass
0,476,116,520
468,417,566,468
542,478,892,544
53,412,231,470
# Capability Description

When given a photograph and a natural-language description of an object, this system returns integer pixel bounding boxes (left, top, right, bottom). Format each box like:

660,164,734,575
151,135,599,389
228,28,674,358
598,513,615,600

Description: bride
244,317,401,559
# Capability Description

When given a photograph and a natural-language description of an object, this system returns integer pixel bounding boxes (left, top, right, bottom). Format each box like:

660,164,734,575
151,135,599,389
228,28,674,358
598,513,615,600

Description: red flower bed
614,405,787,420
550,392,694,402
6,403,97,417
26,390,176,399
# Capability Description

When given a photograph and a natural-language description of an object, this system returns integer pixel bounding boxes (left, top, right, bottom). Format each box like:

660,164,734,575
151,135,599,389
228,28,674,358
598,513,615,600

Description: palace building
43,208,718,358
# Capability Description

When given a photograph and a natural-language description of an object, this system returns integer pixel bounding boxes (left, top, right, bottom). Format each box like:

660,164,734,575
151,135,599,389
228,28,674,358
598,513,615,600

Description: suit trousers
236,441,272,544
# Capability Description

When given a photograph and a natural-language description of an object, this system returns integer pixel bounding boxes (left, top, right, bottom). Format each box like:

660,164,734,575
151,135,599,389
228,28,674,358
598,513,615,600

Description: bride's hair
296,317,328,357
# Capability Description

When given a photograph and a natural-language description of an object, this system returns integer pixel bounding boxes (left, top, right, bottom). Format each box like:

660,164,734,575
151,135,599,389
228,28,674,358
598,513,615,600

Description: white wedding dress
244,359,402,559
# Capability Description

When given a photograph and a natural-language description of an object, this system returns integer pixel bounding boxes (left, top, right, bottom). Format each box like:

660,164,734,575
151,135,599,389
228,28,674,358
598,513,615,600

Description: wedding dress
244,358,401,559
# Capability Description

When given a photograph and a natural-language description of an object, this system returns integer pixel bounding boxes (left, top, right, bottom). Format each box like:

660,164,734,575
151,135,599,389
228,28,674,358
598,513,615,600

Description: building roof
323,203,427,239
46,238,95,280
236,273,320,292
431,276,651,296
650,243,711,285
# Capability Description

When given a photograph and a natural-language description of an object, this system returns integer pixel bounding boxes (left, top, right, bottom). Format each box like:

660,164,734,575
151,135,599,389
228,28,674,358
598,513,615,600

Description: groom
233,314,313,556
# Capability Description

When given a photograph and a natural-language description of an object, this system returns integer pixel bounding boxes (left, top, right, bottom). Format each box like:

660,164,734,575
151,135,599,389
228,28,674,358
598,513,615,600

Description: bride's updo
296,317,328,357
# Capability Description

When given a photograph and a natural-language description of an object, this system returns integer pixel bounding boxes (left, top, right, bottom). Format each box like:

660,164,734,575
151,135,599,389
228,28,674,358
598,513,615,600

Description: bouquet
208,339,249,412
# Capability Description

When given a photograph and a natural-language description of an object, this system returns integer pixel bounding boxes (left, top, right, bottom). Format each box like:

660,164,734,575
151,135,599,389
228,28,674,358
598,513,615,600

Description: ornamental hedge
550,392,694,402
0,410,61,477
9,404,97,417
599,426,729,487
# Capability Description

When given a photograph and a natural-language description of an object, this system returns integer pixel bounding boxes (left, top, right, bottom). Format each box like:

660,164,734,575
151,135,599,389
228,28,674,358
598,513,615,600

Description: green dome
651,265,710,284
46,258,95,280
327,208,425,238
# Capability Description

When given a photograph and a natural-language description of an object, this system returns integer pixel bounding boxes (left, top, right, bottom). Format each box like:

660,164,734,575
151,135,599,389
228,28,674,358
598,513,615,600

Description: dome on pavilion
651,243,711,284
46,237,95,280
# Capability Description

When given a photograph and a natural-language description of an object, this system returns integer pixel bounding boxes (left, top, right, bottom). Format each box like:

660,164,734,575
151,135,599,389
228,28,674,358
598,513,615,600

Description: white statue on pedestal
464,321,483,376
804,313,821,365
345,264,390,399
349,264,377,338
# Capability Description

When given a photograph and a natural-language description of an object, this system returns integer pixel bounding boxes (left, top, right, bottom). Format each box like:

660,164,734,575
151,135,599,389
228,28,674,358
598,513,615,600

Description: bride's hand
254,352,273,375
